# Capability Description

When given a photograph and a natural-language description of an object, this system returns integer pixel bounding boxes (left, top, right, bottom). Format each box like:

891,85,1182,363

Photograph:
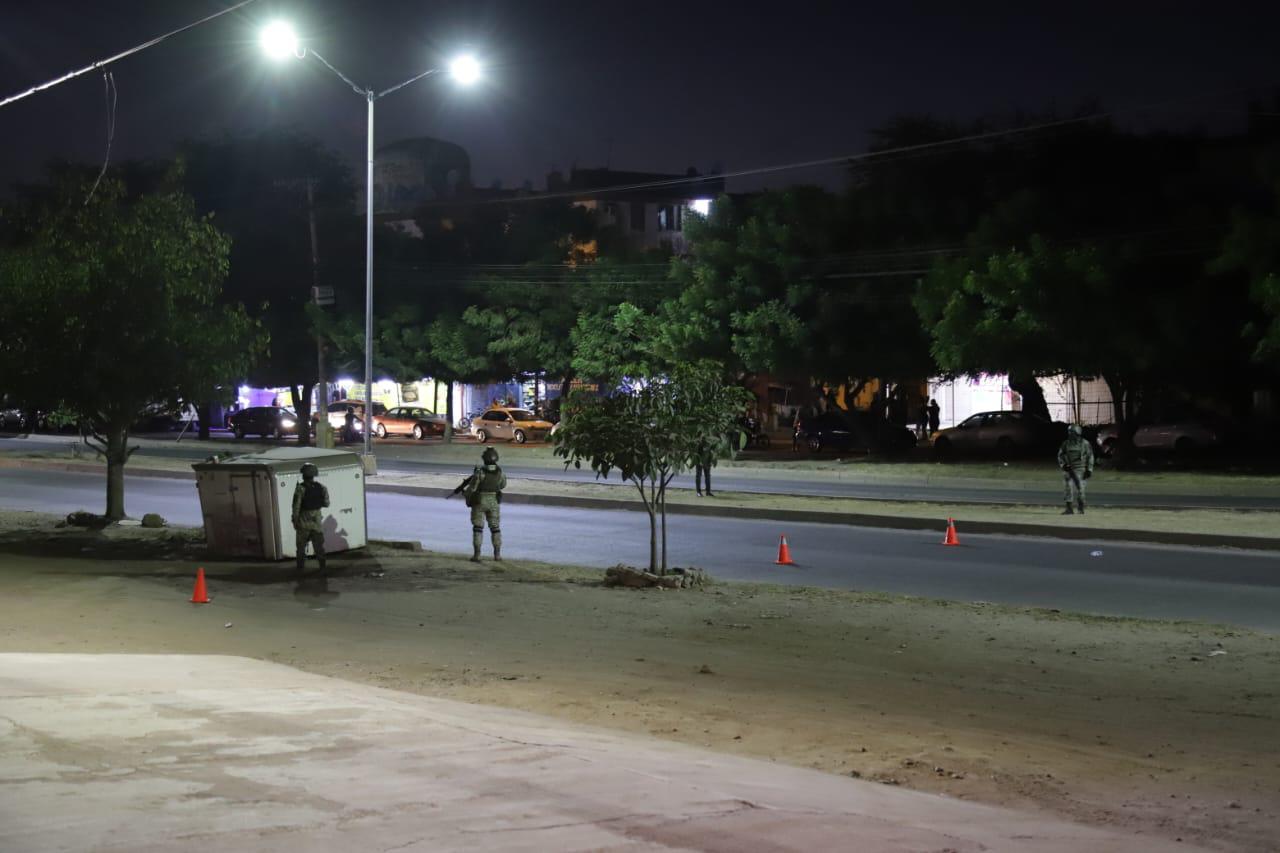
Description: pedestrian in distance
693,437,717,497
927,398,941,434
343,406,357,444
460,446,507,561
1057,423,1095,514
291,462,329,573
915,403,929,440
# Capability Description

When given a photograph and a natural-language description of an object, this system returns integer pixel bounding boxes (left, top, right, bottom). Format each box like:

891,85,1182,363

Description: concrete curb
4,456,1277,552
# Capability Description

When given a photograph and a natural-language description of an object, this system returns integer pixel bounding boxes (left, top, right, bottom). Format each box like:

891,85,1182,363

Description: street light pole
260,24,481,471
364,89,375,461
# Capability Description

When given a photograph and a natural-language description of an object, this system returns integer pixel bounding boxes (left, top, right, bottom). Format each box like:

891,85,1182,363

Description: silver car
470,408,555,444
931,411,1063,457
1096,422,1219,456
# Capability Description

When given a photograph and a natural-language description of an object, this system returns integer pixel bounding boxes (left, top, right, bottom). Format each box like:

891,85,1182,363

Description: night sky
3,1,1279,195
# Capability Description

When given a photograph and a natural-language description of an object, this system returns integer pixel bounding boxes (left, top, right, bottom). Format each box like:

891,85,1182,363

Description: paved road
5,431,1279,509
3,468,1278,630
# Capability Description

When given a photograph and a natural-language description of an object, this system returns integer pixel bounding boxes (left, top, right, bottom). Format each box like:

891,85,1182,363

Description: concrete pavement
0,653,1179,852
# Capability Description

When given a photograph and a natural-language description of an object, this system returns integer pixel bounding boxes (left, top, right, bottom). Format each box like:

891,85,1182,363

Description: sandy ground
0,510,1277,851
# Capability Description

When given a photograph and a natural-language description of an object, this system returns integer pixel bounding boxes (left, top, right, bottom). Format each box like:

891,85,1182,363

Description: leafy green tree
0,173,260,519
917,238,1166,428
554,364,749,573
1214,151,1280,368
666,190,933,391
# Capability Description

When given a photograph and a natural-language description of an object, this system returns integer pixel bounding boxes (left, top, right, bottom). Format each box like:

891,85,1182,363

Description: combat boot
1062,502,1074,515
1077,499,1086,515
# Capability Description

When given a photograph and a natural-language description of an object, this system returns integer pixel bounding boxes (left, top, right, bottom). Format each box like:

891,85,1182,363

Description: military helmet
481,447,499,464
300,462,319,479
1067,424,1083,437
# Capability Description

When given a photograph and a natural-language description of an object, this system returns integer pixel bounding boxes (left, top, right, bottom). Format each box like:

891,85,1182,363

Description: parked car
471,408,555,444
1095,422,1221,457
0,407,28,432
321,399,388,432
133,403,199,432
931,411,1065,457
371,406,447,440
228,406,298,439
799,410,916,454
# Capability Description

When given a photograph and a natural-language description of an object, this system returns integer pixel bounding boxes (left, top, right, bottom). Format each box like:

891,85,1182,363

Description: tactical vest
300,481,326,511
477,466,504,493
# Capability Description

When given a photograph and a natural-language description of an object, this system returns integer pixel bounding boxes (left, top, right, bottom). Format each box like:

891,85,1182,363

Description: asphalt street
5,432,1279,509
2,468,1278,631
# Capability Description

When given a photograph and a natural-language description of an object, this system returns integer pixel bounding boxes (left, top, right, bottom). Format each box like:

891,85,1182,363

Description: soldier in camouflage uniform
465,446,507,561
292,462,330,572
1056,424,1094,515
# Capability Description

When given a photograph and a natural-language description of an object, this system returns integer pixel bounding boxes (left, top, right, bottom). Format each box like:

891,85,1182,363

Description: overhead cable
0,0,260,109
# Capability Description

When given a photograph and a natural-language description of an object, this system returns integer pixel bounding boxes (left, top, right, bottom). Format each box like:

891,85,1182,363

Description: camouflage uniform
1056,425,1094,514
466,448,507,561
292,463,330,571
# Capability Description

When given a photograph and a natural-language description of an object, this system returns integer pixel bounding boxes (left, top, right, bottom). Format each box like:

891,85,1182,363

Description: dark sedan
799,410,916,454
228,406,299,439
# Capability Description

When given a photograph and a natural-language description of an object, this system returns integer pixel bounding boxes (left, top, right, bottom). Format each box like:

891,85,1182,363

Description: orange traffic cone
775,534,795,565
942,518,960,547
190,568,210,604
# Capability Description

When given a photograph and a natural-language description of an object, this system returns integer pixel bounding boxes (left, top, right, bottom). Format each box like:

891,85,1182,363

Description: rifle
447,473,476,500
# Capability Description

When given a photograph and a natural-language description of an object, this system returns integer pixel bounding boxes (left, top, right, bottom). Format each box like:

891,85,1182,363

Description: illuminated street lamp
261,21,480,467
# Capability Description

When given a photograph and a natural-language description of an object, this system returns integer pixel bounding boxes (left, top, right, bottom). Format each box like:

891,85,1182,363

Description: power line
426,83,1276,207
0,0,260,110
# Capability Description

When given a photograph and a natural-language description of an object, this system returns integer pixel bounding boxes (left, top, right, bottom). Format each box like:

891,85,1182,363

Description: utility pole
306,178,333,448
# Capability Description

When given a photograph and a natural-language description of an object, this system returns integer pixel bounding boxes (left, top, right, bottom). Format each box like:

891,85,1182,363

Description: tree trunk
1008,371,1051,421
291,383,315,447
196,402,212,441
444,380,454,443
1103,374,1140,468
104,423,129,521
658,474,671,575
645,480,658,573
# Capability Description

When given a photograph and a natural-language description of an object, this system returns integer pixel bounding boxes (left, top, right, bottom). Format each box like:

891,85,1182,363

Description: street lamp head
260,20,301,61
449,53,482,86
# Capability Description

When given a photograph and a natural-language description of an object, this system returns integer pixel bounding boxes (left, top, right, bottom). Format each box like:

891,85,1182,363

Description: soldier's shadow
293,574,340,609
321,514,350,553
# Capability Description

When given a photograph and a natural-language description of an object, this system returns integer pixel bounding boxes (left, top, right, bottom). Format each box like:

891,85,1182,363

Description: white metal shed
192,448,367,560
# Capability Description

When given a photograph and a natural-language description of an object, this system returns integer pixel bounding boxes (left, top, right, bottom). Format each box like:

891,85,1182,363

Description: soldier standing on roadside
463,446,507,561
1056,424,1094,515
292,462,329,572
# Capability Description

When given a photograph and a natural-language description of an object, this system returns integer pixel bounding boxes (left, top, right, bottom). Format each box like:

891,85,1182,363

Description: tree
1213,151,1280,370
554,364,749,573
916,237,1166,429
666,190,933,394
182,132,356,444
0,172,261,519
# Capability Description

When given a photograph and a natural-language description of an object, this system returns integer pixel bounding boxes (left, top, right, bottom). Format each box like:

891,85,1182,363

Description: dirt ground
0,510,1277,851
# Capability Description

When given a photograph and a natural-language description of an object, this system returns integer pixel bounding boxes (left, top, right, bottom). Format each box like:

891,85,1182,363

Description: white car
321,399,388,433
1095,422,1220,456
